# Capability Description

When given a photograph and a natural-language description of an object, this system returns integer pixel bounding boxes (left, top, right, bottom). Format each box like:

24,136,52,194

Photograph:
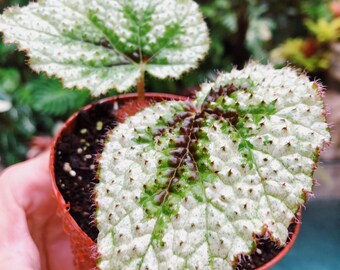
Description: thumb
0,161,42,270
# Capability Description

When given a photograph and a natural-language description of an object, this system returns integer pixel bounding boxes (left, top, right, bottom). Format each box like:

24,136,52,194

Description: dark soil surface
55,98,298,269
55,100,118,241
236,222,297,269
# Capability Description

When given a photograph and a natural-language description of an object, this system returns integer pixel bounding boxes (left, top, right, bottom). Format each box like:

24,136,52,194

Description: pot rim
257,211,301,270
50,92,301,270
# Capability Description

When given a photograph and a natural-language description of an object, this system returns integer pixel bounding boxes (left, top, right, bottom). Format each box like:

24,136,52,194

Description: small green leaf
238,140,254,151
19,76,90,116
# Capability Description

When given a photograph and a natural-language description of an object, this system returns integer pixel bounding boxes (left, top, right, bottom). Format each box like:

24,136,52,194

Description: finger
0,152,74,270
43,214,76,270
0,165,41,269
23,151,75,270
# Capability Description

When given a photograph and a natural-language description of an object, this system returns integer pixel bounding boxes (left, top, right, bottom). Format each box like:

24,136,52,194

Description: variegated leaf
97,64,330,269
0,0,209,96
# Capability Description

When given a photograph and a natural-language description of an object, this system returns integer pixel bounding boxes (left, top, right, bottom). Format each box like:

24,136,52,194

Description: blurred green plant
270,38,330,72
270,0,337,73
199,0,274,65
302,0,333,21
306,18,340,42
0,67,33,165
0,68,91,165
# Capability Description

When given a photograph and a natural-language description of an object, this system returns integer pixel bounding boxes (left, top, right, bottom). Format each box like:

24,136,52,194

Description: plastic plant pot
50,93,302,270
50,93,187,269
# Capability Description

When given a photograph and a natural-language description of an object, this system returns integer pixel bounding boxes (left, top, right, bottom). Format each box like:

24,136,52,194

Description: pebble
63,162,72,172
96,121,103,131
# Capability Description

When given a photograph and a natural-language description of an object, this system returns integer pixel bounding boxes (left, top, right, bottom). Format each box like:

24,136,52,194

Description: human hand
0,151,75,270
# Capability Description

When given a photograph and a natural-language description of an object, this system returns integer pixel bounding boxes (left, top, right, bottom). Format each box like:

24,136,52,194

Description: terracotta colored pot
257,212,301,270
50,93,186,269
50,93,301,270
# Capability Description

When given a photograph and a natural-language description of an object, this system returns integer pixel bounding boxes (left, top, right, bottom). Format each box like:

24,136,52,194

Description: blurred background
0,0,339,269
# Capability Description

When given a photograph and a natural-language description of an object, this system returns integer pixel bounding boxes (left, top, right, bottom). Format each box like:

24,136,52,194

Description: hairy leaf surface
0,0,209,95
97,64,330,269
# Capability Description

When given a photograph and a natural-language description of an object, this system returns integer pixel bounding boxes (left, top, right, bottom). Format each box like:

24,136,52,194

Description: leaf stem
137,73,145,101
137,66,146,101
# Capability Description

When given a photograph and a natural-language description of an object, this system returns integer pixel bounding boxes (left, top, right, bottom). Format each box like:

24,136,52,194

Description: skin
0,151,75,270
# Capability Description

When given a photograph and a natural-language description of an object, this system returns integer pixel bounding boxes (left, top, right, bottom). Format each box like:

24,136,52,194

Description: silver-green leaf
0,0,209,96
97,64,330,269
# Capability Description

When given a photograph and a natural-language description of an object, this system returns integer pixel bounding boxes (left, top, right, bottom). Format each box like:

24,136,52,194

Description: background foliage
0,0,333,166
